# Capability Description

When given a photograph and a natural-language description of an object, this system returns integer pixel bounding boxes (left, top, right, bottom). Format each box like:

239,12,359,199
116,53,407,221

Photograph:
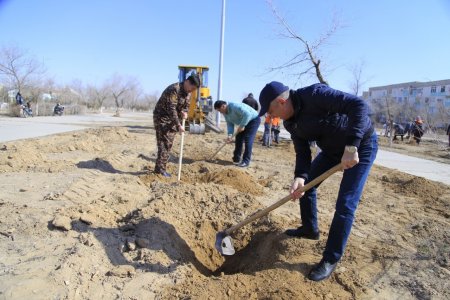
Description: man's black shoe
308,259,337,281
285,227,319,240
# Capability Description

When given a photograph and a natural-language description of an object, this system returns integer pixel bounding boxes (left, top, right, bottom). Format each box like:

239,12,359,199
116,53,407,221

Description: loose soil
1,121,449,299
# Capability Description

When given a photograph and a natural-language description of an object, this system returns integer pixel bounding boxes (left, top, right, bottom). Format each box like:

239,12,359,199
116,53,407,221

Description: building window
431,86,436,93
441,86,446,93
445,99,450,107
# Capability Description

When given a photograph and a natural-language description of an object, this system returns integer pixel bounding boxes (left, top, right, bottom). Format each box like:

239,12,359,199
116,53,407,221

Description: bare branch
266,0,343,85
0,45,46,92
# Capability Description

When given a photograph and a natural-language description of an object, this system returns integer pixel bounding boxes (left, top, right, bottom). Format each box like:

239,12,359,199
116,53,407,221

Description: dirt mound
139,162,264,195
199,167,264,195
0,127,133,173
380,170,447,200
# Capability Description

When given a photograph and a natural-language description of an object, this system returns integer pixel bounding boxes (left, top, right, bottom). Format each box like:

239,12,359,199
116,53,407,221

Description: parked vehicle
53,103,64,116
22,104,33,118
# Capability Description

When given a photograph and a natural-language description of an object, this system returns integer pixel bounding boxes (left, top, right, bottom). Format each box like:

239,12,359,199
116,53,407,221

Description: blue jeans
263,123,271,145
233,117,260,164
298,132,378,263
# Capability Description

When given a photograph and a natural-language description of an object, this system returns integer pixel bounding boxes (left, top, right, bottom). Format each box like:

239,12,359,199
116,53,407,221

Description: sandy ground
0,120,449,300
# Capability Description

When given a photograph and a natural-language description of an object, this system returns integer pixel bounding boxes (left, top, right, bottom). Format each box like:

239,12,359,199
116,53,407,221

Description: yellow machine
178,65,218,134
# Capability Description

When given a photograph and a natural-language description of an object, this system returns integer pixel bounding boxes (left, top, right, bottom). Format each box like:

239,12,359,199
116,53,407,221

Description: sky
1,0,450,103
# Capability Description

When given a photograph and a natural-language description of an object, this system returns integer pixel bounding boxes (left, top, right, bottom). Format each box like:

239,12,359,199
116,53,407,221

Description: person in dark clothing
392,123,405,141
242,93,259,111
153,74,200,177
258,81,378,282
411,116,424,145
447,123,450,147
404,121,413,139
15,92,24,105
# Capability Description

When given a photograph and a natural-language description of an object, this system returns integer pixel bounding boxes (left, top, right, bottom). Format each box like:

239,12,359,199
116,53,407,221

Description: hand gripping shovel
215,163,342,255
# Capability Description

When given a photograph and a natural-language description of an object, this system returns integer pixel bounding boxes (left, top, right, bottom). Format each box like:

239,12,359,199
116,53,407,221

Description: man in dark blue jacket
258,81,378,281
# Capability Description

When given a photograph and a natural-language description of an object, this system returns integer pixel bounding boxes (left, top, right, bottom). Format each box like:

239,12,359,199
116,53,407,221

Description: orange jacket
264,114,280,126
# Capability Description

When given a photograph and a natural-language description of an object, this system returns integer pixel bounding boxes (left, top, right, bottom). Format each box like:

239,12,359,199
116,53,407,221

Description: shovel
215,163,342,255
177,118,186,181
208,132,237,161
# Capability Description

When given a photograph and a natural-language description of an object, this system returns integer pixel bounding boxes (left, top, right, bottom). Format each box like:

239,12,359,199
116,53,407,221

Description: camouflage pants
153,115,176,173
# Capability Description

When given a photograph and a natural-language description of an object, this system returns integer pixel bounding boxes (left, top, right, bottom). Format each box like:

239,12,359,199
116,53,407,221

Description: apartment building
362,79,450,126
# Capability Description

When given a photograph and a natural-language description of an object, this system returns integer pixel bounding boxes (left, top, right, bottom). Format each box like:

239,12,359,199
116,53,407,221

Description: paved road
375,150,450,185
1,115,449,185
258,125,449,185
0,113,151,142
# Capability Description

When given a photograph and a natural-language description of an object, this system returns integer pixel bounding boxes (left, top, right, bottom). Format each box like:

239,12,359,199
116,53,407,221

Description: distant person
15,92,24,106
404,121,413,140
214,100,260,167
53,103,64,116
271,116,281,144
412,116,424,145
242,93,259,111
258,81,377,281
262,113,280,146
392,123,405,141
153,74,200,177
446,123,450,147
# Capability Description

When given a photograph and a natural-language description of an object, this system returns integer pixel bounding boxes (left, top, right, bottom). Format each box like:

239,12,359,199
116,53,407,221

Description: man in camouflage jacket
153,74,200,177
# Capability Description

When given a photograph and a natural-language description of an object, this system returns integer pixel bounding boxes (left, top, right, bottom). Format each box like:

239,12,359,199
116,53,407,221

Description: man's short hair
214,100,227,110
187,74,200,88
279,90,289,100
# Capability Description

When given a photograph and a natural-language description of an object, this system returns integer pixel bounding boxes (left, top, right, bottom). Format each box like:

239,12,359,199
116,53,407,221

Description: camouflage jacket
153,82,190,130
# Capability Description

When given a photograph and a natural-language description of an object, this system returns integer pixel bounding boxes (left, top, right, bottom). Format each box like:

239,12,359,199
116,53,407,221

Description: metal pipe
216,0,226,128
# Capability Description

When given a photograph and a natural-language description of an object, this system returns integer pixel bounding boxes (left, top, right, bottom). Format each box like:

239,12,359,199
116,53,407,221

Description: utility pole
216,0,226,127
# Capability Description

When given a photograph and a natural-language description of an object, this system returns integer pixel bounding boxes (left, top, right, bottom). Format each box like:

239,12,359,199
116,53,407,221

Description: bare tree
144,92,159,111
348,60,370,96
127,85,144,111
87,84,109,111
0,45,46,93
266,0,343,84
106,74,138,117
68,79,86,107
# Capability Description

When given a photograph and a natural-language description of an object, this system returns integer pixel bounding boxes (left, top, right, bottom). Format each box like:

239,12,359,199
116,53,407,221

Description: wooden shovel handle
209,132,237,160
177,118,186,181
224,163,342,235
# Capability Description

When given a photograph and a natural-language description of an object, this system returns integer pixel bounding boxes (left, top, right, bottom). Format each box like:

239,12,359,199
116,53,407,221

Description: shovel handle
224,163,342,235
177,118,186,181
209,132,237,160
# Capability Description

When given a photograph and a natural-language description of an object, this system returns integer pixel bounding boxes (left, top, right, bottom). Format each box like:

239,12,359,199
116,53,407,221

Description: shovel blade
215,232,235,256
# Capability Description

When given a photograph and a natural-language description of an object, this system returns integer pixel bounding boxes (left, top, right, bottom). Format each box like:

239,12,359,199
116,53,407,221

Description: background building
363,79,450,129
